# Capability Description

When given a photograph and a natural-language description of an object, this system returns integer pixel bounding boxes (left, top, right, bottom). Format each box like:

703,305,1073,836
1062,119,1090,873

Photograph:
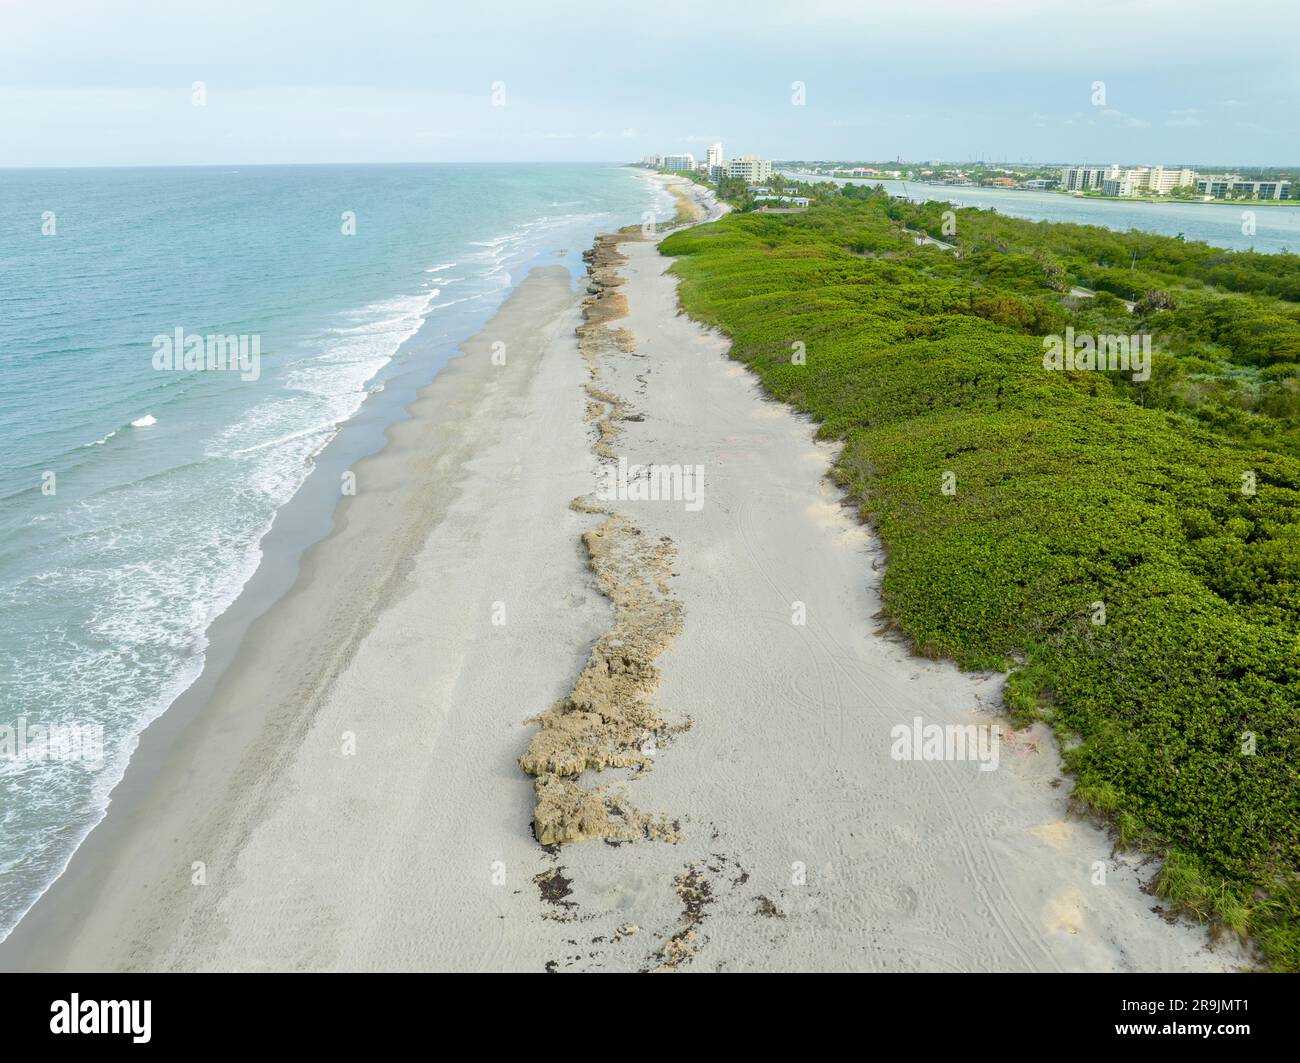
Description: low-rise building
1195,174,1292,200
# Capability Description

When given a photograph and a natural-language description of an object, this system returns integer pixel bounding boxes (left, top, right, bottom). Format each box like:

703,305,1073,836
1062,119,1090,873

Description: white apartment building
706,143,723,170
1064,164,1197,197
1102,168,1149,196
1059,165,1117,191
662,153,696,172
1102,166,1197,196
1146,166,1197,194
726,155,773,183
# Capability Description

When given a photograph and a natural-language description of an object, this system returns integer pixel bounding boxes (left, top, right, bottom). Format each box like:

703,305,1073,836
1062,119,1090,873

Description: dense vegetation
661,187,1300,969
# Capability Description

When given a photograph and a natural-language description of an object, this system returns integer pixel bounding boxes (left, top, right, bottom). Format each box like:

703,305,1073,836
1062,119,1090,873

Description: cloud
1099,108,1151,129
1,0,1294,165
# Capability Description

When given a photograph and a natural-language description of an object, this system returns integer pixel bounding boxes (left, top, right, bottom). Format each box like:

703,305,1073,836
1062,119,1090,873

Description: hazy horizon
2,0,1297,168
3,155,1299,173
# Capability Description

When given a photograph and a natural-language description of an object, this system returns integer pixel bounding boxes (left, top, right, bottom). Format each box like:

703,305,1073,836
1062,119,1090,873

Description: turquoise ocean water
0,163,671,940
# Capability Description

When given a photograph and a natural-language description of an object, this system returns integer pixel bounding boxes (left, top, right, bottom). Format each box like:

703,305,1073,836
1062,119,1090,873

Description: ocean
0,162,672,941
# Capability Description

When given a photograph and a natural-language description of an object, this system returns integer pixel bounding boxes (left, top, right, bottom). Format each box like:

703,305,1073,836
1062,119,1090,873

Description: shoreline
779,171,1300,253
0,165,663,954
1,261,594,970
1,174,1241,972
806,174,1297,207
0,272,459,952
808,174,1300,207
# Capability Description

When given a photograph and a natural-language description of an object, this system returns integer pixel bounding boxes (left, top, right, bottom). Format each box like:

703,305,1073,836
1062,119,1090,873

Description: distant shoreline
775,172,1299,253
788,172,1298,208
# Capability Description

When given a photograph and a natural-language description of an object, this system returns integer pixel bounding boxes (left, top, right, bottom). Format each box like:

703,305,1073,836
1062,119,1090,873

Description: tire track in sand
731,492,1056,970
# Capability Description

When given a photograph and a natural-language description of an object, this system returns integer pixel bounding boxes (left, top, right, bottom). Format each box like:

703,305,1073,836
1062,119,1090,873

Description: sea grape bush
662,190,1300,969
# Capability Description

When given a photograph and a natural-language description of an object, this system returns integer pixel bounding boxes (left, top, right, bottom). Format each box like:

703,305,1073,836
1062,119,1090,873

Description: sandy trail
0,177,1238,972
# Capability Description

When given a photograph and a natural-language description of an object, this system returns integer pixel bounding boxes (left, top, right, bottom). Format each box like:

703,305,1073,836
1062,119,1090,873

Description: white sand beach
0,176,1241,972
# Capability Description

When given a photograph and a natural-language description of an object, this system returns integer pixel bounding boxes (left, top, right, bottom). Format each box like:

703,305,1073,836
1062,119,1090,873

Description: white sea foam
83,428,119,447
428,284,510,312
2,271,453,941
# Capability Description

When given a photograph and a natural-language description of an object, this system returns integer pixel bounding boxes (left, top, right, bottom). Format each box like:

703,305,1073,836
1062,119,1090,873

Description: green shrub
662,194,1300,969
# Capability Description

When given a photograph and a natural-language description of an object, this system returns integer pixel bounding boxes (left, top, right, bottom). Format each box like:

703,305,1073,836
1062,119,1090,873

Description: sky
0,0,1296,168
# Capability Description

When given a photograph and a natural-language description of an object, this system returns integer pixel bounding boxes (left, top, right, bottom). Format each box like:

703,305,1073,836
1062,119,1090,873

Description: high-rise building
1100,166,1198,196
1059,165,1119,191
1147,166,1197,194
662,153,696,172
707,143,723,170
1102,167,1149,197
1064,164,1199,197
726,155,773,183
